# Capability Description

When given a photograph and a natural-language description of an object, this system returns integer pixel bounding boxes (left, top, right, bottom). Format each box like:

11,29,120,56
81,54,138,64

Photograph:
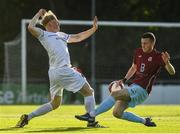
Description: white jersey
38,30,71,69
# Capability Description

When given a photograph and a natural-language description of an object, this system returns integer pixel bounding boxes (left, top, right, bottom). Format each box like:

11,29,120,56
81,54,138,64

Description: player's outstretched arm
162,52,176,75
28,9,46,38
68,16,98,43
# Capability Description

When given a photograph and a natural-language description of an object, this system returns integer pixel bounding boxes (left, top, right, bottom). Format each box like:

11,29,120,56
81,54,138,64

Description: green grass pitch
0,105,180,134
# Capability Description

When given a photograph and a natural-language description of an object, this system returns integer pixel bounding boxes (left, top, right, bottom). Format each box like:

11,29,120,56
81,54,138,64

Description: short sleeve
57,32,71,42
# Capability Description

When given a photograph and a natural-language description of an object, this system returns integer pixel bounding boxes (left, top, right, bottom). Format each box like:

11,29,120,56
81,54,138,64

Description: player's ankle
89,111,96,117
142,118,146,124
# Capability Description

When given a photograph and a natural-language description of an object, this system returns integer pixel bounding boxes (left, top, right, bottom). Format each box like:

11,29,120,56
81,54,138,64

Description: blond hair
41,10,58,27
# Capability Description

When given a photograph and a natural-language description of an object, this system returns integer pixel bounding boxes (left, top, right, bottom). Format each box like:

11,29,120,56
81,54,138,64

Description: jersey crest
148,57,152,62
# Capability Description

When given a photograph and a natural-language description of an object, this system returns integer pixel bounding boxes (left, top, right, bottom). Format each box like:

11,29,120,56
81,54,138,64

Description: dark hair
141,32,156,43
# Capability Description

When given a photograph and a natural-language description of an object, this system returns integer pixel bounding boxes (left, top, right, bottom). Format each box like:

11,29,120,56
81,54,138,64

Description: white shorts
48,67,87,99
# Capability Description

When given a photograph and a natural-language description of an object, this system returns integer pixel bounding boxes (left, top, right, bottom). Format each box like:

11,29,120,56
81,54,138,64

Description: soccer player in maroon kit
75,32,175,127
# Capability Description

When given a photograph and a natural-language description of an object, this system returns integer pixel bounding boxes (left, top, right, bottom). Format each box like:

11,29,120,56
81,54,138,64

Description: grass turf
0,105,180,134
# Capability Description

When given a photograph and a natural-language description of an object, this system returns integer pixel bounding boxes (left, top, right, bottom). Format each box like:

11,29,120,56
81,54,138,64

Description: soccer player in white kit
16,9,99,128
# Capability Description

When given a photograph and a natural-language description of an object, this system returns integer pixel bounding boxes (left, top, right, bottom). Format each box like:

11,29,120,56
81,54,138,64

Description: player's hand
38,9,47,17
117,79,124,84
161,51,170,64
92,16,98,31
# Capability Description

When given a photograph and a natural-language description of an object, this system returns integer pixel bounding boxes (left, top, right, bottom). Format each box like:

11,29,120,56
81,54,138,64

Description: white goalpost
20,19,180,103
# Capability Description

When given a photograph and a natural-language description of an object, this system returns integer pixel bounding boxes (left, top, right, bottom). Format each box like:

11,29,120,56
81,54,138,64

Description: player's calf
113,110,123,119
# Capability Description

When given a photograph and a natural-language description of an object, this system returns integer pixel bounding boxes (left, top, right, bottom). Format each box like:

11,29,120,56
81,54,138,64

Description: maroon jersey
132,48,165,94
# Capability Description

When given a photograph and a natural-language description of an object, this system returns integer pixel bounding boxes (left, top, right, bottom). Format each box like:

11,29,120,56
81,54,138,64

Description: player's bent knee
113,111,122,119
111,90,120,98
50,97,61,110
79,83,94,96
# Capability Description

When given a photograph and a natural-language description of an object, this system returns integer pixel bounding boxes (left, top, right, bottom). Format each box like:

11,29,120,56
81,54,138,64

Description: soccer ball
108,81,125,92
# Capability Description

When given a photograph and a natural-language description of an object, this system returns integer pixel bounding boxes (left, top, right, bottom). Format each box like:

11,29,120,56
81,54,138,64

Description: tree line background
0,0,180,85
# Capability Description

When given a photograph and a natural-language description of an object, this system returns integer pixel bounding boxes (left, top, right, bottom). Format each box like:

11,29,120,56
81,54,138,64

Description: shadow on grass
0,126,106,133
0,127,20,131
25,127,95,133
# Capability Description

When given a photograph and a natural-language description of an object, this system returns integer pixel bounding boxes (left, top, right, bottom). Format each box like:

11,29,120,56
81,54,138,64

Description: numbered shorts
127,84,148,108
48,67,87,99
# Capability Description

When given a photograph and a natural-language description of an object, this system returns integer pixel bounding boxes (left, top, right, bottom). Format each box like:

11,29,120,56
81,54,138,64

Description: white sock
89,110,96,117
28,103,53,120
84,95,95,115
